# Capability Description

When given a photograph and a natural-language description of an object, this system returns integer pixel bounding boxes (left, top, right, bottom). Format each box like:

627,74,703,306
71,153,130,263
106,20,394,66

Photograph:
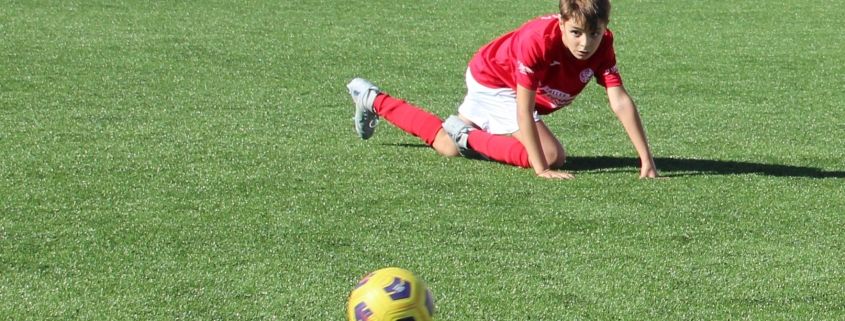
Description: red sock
373,94,442,146
467,131,531,168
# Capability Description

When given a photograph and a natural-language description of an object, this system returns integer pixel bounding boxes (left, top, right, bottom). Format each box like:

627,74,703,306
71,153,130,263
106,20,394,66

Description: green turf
2,0,843,320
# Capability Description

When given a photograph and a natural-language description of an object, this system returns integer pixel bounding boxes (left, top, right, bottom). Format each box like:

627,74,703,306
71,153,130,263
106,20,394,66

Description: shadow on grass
381,143,844,179
567,156,845,179
381,143,431,149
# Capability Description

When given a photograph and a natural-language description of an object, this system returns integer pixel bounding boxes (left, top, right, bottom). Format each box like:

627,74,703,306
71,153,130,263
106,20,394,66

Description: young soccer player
346,0,658,179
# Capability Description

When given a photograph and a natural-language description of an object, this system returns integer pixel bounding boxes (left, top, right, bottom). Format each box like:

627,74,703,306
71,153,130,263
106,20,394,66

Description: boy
346,0,658,179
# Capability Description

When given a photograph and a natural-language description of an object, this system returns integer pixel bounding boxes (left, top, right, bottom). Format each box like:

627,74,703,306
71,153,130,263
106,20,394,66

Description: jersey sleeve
512,30,547,90
595,32,623,88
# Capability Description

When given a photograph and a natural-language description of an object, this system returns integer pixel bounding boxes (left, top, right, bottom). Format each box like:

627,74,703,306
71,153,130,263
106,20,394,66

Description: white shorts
457,68,540,134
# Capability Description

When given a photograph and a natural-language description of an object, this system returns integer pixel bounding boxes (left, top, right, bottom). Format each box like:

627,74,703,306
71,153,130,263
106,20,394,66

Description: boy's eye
570,31,582,36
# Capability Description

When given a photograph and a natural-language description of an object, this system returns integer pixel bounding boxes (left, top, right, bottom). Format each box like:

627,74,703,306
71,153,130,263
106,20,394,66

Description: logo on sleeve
518,60,534,75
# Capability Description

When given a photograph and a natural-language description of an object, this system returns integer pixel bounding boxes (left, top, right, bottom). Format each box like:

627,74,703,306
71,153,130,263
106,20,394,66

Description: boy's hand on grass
640,166,659,179
538,169,575,180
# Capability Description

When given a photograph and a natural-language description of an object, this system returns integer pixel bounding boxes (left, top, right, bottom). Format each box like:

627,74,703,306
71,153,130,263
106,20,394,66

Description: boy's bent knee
432,133,460,157
435,146,461,157
443,151,461,158
549,155,567,169
546,149,567,169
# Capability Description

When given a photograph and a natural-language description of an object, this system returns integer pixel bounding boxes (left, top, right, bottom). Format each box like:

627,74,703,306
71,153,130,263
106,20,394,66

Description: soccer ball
347,267,435,321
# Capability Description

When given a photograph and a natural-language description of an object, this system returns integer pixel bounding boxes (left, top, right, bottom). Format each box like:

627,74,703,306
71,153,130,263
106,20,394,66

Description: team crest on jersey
579,69,594,83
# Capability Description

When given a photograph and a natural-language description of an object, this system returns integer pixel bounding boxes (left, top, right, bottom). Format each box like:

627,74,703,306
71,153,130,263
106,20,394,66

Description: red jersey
468,15,623,115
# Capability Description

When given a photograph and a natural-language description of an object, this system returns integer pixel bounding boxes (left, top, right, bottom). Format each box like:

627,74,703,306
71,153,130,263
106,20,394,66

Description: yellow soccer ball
347,267,435,321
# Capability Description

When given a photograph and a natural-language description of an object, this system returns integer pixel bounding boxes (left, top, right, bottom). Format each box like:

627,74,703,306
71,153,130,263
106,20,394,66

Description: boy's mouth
574,50,590,58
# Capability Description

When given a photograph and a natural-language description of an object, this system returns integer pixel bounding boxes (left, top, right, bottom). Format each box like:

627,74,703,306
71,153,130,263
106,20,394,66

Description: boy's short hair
559,0,611,31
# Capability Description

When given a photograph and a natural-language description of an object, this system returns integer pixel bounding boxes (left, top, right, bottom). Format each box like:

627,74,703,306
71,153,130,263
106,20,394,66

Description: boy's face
559,18,607,60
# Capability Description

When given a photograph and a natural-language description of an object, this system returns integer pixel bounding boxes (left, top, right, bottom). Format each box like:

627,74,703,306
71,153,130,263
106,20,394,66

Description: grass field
2,0,844,320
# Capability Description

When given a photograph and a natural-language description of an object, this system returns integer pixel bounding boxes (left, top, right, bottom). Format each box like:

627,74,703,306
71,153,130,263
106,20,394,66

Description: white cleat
346,78,381,140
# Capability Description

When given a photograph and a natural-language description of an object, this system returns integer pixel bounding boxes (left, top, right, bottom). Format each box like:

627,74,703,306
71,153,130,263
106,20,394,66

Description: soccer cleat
442,115,483,158
346,78,381,140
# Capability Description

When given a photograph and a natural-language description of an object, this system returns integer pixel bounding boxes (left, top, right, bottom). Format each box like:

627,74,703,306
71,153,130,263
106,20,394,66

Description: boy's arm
606,85,659,178
516,85,573,179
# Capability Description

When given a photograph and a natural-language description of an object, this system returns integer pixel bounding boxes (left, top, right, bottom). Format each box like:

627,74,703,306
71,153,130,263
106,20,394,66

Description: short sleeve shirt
468,14,622,115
